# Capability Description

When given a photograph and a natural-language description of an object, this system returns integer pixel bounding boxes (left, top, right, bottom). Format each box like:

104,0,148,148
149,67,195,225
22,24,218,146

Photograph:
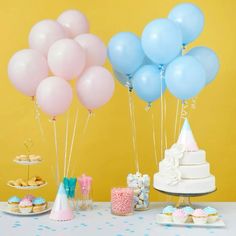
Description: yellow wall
0,0,235,202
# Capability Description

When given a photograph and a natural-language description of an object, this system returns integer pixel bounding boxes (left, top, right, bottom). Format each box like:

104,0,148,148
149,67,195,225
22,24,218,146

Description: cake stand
154,187,217,207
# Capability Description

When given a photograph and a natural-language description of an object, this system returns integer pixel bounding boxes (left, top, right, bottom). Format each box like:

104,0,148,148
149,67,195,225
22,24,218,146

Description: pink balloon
75,33,107,68
8,49,49,97
36,76,73,117
48,39,86,80
57,10,89,38
29,19,66,57
76,66,115,110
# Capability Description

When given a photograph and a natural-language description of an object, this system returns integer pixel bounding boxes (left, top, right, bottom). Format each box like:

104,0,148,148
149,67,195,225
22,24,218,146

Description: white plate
7,182,47,190
156,214,226,228
14,160,42,165
1,203,52,216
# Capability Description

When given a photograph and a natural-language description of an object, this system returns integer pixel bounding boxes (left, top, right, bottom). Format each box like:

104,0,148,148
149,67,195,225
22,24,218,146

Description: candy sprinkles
111,188,134,216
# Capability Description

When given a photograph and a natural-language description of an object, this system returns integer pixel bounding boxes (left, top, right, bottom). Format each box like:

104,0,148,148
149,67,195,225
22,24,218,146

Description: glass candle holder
127,172,150,211
111,187,134,216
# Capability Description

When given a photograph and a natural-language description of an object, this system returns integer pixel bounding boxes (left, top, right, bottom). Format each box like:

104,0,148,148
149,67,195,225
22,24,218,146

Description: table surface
0,202,235,236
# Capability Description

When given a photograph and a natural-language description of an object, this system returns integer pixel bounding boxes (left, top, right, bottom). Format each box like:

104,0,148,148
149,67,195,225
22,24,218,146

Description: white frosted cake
153,119,216,194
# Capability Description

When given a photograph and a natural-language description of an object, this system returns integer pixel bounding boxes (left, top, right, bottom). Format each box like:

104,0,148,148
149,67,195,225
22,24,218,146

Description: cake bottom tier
153,173,216,194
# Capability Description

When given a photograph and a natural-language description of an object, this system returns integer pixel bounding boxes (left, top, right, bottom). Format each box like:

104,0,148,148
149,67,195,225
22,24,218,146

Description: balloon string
128,89,139,173
151,110,158,170
178,100,188,134
71,112,92,177
52,120,59,186
164,93,168,149
174,99,180,143
34,100,45,141
160,67,164,160
63,111,69,177
66,108,79,177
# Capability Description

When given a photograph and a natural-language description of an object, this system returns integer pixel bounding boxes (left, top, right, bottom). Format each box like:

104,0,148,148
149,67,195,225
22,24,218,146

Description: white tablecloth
0,202,235,236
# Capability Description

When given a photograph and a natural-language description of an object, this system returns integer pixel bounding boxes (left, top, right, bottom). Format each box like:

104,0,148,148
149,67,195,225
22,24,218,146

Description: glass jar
77,174,93,211
127,172,150,211
111,187,134,216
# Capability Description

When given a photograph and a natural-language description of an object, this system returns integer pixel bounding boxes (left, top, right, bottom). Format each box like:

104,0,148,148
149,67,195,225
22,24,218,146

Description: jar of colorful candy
127,172,150,211
111,187,134,216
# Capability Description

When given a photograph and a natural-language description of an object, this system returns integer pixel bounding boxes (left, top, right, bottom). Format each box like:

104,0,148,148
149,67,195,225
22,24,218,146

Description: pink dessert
19,199,33,214
192,209,208,224
172,209,188,223
23,194,35,201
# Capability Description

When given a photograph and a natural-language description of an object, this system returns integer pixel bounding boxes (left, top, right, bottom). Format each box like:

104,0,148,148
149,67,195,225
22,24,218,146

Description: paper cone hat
177,118,199,151
49,182,73,221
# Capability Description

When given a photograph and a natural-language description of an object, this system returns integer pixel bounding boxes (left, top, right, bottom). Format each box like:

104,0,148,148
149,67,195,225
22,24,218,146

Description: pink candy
111,188,134,216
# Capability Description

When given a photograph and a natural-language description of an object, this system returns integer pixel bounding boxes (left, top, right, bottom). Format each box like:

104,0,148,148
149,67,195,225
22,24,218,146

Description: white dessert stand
154,188,217,207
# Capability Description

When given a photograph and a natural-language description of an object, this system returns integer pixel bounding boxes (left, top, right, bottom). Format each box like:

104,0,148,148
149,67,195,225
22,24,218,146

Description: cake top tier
177,118,199,151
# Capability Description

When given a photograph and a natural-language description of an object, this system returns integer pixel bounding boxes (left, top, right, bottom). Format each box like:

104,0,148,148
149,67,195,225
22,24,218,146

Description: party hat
49,182,73,221
177,118,199,151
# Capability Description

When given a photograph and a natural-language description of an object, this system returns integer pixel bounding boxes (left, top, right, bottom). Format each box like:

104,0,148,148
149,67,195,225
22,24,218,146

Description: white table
0,202,235,236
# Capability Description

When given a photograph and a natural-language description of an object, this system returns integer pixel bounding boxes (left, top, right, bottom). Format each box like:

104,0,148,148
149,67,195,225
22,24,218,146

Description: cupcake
192,209,208,224
7,196,21,212
204,206,218,223
162,205,176,222
19,199,33,213
182,206,194,222
172,209,188,224
32,197,47,213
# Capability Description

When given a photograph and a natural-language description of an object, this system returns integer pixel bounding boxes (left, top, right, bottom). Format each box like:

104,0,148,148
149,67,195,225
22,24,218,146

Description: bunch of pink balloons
8,9,115,118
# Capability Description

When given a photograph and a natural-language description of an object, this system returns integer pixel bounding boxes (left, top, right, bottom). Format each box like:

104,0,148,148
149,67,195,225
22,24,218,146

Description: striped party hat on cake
49,182,73,221
177,118,199,151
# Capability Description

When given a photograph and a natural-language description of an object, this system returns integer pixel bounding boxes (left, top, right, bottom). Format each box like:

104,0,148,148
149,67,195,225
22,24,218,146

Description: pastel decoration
8,49,49,97
203,206,218,215
187,46,220,84
108,32,145,75
182,206,194,215
162,205,176,214
63,178,70,198
50,182,73,221
177,118,199,151
32,197,46,205
57,9,89,38
36,76,73,117
141,18,182,65
29,19,66,57
78,174,92,196
165,55,206,100
8,196,21,203
168,3,204,45
76,66,115,111
69,178,77,198
75,33,107,68
48,38,86,80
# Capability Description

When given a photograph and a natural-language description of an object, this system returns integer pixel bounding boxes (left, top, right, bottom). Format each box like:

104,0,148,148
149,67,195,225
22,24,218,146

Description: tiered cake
154,119,216,194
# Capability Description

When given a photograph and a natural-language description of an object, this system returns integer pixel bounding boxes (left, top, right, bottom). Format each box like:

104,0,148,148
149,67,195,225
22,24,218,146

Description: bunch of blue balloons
108,3,220,103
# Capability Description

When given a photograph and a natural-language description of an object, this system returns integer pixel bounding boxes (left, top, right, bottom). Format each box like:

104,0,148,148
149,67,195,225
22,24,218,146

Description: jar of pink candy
111,187,134,216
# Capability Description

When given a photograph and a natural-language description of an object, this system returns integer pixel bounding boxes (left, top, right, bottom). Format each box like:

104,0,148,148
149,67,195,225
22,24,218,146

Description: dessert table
0,202,235,236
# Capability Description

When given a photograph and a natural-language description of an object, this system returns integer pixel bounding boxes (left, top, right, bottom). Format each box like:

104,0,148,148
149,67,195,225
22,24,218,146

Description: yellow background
0,0,235,202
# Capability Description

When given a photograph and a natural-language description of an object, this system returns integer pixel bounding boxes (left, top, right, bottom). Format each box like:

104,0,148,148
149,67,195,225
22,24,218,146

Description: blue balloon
168,3,204,45
141,18,182,65
113,70,132,88
165,55,206,100
108,32,145,75
133,65,166,103
187,46,220,84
